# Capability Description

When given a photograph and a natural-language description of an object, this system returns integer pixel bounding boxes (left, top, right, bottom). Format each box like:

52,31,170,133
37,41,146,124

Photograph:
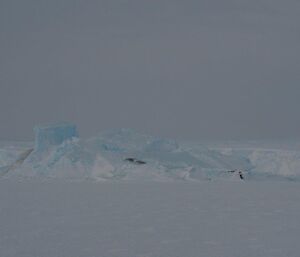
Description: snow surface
0,180,299,257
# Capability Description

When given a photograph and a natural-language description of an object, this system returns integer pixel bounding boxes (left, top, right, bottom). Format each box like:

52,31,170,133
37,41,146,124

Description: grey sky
1,0,300,141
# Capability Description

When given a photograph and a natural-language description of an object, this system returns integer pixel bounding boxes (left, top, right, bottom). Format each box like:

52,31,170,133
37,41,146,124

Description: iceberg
1,123,300,181
34,123,78,151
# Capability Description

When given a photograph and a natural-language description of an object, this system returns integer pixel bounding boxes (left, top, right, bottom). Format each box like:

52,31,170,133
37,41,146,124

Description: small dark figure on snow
135,160,146,165
238,171,244,180
226,169,245,180
125,158,135,163
124,158,146,165
227,170,236,173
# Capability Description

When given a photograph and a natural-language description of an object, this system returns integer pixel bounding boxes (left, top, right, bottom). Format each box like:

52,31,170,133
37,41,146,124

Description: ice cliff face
34,123,78,151
1,124,300,181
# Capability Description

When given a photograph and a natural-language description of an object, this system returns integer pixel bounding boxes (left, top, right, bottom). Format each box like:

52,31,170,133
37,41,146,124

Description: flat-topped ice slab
34,123,78,151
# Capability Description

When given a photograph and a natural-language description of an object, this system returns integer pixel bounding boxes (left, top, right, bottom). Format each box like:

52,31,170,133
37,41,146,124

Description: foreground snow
0,180,299,257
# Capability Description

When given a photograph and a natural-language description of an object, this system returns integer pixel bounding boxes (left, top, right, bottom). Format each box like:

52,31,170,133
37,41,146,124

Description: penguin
238,171,244,180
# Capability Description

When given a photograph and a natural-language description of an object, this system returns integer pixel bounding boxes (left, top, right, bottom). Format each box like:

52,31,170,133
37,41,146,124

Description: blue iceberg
34,123,78,151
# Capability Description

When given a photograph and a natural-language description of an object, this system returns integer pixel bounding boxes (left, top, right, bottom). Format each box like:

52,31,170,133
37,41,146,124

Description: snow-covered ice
0,180,300,257
1,124,300,181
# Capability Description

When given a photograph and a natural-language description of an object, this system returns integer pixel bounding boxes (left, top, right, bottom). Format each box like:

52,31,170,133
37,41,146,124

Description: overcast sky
1,0,300,141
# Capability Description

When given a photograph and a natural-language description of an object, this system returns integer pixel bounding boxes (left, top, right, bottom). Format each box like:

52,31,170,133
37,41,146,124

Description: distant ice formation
34,123,78,151
1,123,300,181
